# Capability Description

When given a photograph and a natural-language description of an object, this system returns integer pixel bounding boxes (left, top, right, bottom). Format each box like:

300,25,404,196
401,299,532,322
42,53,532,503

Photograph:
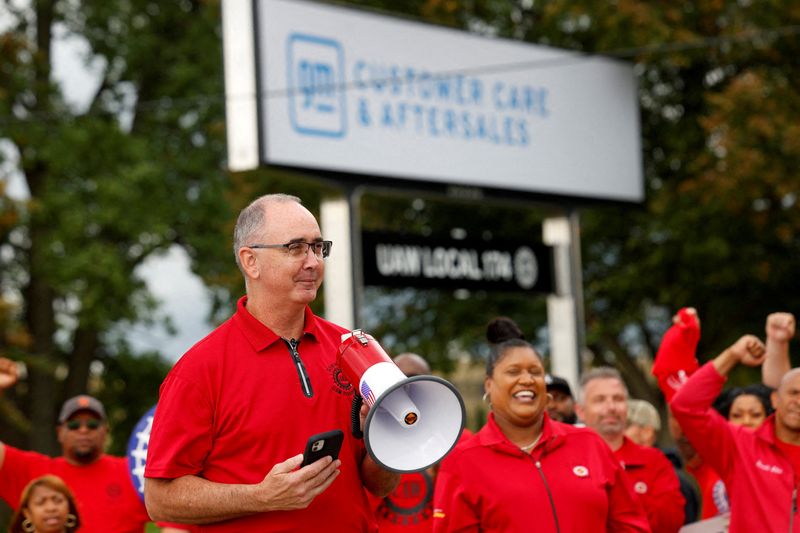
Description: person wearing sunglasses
0,361,190,533
144,194,400,531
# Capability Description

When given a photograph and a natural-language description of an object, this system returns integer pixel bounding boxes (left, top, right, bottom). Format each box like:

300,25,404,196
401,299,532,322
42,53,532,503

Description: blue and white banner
126,405,156,502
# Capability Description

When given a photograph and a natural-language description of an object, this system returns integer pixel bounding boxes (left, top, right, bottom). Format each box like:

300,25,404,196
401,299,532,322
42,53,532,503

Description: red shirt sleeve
670,362,737,481
145,372,214,479
0,446,51,508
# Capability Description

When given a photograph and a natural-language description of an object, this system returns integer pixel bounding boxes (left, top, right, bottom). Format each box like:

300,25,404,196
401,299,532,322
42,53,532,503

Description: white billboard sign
223,0,644,202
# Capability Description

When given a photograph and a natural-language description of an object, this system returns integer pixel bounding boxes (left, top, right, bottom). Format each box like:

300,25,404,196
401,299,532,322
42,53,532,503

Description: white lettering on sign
373,243,539,288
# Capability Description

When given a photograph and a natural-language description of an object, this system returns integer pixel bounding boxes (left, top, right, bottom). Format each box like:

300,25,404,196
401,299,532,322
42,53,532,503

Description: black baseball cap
545,374,573,397
58,395,106,423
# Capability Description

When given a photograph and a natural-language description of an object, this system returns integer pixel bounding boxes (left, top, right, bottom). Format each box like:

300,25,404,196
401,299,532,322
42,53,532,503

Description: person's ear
575,402,585,421
238,247,260,280
771,390,779,410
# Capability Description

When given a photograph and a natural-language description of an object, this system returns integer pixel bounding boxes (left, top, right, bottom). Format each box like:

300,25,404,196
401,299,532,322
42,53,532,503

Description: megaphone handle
351,394,364,439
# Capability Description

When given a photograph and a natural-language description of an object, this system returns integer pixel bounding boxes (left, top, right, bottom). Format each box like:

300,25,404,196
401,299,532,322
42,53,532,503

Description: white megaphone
337,330,466,473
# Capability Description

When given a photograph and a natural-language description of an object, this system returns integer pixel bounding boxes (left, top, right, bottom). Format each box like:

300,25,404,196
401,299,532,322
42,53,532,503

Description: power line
0,23,798,127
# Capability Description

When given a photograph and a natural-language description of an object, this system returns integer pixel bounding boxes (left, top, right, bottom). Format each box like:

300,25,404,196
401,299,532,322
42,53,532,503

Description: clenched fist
766,313,796,343
0,357,19,390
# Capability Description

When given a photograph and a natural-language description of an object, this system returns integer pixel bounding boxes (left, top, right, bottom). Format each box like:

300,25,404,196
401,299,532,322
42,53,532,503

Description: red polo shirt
145,296,375,531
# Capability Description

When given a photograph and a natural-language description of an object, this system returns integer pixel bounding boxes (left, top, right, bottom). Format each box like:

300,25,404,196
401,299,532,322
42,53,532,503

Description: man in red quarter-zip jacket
578,367,684,533
671,334,800,533
143,194,400,531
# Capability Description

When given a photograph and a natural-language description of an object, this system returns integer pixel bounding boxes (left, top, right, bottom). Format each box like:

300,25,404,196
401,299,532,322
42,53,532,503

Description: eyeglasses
247,240,332,259
65,419,102,431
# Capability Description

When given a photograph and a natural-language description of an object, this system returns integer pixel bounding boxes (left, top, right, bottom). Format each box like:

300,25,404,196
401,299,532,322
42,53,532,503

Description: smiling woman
431,317,651,533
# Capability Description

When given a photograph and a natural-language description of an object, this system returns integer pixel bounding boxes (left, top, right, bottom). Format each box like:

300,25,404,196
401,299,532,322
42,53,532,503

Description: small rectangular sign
361,232,553,293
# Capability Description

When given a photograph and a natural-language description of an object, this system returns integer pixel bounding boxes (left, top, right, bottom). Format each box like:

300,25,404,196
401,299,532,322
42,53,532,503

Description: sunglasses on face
65,419,102,431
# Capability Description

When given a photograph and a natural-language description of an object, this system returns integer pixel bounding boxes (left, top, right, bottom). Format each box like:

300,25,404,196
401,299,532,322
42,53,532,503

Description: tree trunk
22,0,59,455
65,326,99,398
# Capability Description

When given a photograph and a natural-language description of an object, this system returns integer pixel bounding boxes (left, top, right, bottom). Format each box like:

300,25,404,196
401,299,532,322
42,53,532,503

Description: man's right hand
255,453,341,512
0,357,19,391
729,335,767,367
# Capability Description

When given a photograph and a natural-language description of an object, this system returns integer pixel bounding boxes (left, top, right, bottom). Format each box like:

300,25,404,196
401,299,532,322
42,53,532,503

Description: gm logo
287,34,347,138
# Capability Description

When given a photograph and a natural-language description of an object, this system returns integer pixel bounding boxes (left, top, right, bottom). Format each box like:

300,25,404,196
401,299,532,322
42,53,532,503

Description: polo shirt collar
478,412,565,455
615,436,646,468
233,295,319,352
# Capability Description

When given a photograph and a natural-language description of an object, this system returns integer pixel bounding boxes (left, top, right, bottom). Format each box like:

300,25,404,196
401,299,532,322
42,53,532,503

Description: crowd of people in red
0,192,796,532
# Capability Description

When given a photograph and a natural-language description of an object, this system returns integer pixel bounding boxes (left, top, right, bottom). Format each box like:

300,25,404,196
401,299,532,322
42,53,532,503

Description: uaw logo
327,363,353,396
126,405,157,502
378,471,434,526
286,33,347,138
513,246,538,290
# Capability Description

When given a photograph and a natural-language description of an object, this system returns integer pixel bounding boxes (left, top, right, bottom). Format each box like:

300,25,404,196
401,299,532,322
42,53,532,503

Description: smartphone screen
301,429,344,467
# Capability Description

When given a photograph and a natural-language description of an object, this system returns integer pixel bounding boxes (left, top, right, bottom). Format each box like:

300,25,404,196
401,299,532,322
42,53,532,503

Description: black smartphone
301,429,344,467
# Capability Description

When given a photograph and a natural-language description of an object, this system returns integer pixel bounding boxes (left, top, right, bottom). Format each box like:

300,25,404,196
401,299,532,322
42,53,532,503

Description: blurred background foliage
0,0,798,511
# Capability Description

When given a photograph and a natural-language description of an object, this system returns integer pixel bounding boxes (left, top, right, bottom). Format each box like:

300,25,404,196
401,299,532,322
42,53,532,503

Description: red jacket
615,437,685,533
671,362,799,532
432,413,650,533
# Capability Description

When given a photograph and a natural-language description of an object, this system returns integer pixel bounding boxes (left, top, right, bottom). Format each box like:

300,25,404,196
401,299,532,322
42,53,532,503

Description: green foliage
0,0,230,452
96,350,173,456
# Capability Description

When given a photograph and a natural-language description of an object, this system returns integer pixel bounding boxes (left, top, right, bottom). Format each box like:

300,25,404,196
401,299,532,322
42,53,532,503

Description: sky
2,15,213,363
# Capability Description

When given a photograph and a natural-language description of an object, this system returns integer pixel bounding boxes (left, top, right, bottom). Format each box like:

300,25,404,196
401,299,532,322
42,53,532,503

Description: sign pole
543,213,584,394
321,186,364,329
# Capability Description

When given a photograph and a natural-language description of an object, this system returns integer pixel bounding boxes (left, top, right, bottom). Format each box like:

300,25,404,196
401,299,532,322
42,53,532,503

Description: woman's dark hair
713,383,774,420
485,317,538,376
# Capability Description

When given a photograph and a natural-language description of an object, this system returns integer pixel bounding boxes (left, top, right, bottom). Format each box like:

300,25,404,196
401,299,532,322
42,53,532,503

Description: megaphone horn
337,330,466,473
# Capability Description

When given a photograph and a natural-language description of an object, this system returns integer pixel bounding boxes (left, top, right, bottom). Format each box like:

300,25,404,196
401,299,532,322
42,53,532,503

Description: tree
0,0,229,455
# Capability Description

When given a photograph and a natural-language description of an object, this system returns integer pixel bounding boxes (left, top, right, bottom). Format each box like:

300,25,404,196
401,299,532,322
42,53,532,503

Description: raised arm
145,454,341,523
0,357,20,470
671,335,765,480
713,334,766,376
762,312,795,389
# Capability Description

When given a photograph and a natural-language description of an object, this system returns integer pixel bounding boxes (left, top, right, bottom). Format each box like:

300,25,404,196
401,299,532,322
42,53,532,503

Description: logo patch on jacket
572,465,589,477
634,481,648,494
756,459,783,474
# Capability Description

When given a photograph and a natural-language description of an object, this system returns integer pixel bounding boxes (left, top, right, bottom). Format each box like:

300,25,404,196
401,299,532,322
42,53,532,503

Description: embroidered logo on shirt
106,482,122,499
433,509,446,519
756,459,784,474
573,465,589,477
634,481,648,494
327,363,353,396
378,471,434,525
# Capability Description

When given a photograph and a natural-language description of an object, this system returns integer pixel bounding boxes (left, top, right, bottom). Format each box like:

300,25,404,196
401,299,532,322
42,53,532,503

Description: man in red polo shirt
578,366,685,533
0,364,189,533
144,194,400,531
